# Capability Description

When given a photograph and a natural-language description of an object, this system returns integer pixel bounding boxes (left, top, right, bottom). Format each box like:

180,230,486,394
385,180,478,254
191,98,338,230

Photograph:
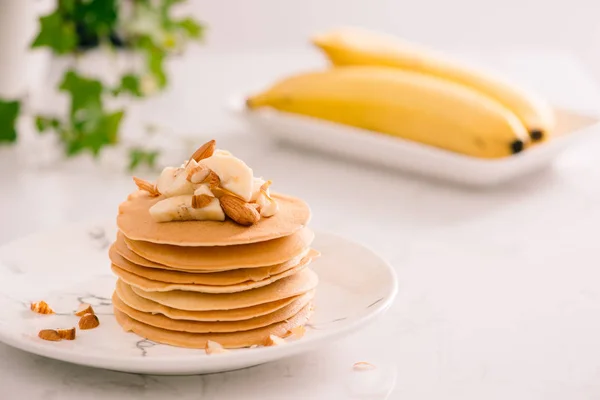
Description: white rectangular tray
229,96,599,186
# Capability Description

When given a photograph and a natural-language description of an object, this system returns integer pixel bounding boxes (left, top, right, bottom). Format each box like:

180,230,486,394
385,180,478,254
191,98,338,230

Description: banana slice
250,177,266,202
200,151,254,201
156,167,195,197
149,195,225,222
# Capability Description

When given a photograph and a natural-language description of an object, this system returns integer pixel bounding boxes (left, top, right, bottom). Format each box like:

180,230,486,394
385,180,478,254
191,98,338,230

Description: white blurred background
184,0,600,69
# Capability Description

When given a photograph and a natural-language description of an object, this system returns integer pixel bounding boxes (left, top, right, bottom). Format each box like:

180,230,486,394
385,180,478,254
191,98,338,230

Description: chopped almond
79,313,100,330
289,325,306,338
260,180,272,191
133,177,160,196
201,170,221,187
38,329,61,341
30,301,54,315
265,334,285,346
189,140,216,163
353,361,376,371
74,303,94,317
192,194,213,209
187,164,210,183
205,340,228,355
219,195,261,226
57,327,76,340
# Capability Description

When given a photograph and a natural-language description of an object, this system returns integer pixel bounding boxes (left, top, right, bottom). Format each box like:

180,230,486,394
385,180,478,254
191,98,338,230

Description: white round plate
0,222,397,375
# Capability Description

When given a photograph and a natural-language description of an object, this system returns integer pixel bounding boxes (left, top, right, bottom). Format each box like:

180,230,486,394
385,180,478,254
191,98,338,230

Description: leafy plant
0,0,204,170
0,100,20,143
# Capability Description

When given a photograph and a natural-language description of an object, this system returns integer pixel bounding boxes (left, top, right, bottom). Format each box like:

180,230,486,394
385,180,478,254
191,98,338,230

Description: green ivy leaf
99,110,124,145
128,147,159,171
146,45,167,88
0,100,20,143
72,0,118,40
31,11,77,54
59,70,103,117
64,109,124,156
57,70,125,156
35,116,61,133
114,74,142,97
175,17,204,39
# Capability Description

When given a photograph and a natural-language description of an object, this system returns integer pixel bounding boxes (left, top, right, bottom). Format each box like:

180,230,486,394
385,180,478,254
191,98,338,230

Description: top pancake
117,191,311,246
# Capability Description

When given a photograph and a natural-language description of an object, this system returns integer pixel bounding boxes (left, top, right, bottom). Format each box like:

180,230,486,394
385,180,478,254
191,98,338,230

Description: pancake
123,228,314,271
113,290,313,333
114,305,313,349
117,191,311,246
111,238,316,280
115,279,308,321
131,268,318,311
111,253,312,293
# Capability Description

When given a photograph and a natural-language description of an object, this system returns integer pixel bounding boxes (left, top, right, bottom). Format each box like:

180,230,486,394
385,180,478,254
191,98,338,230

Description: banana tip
529,130,544,142
511,139,524,154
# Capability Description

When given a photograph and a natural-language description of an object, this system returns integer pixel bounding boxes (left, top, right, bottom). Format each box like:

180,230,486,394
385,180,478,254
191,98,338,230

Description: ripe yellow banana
312,27,555,142
246,67,530,158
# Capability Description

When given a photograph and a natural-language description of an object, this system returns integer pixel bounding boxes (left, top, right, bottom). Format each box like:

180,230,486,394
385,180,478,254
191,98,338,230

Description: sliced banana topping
149,195,225,222
139,140,278,224
200,150,254,202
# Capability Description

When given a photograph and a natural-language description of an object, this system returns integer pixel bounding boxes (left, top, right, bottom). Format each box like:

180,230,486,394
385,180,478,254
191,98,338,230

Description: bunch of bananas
246,27,555,159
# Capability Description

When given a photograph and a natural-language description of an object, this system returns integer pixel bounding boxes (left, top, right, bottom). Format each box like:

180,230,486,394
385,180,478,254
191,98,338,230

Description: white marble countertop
2,50,600,399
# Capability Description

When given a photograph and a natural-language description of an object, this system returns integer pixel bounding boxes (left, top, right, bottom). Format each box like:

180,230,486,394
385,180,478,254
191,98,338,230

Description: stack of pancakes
109,190,318,349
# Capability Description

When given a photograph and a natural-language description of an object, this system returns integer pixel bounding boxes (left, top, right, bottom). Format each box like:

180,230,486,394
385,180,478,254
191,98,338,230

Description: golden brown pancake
111,240,317,281
131,268,318,311
111,254,312,293
114,305,312,349
123,228,314,270
115,279,310,321
117,191,311,246
113,290,313,333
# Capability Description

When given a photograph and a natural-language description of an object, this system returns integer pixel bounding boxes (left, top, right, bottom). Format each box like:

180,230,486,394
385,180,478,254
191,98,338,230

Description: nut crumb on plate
79,313,100,330
57,327,76,340
38,329,61,341
75,303,95,317
205,340,228,355
289,325,306,338
30,301,54,315
265,334,285,346
353,361,376,371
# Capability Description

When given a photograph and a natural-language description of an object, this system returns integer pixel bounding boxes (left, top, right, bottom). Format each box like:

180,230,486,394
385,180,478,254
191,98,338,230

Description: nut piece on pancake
219,194,261,226
191,194,213,209
30,300,54,315
188,139,216,164
201,170,221,187
133,177,160,197
131,139,279,226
